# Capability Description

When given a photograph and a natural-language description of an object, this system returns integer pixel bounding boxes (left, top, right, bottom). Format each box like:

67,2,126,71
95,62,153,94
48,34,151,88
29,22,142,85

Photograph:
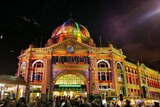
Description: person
124,100,132,107
46,99,53,107
153,102,159,107
8,98,17,107
16,97,28,107
116,104,120,107
60,97,72,107
0,99,8,107
79,97,92,107
52,97,56,107
91,99,100,107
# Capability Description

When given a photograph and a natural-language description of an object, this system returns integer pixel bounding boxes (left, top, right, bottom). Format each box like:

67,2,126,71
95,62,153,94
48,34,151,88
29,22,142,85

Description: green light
75,22,88,38
75,22,80,31
59,84,81,87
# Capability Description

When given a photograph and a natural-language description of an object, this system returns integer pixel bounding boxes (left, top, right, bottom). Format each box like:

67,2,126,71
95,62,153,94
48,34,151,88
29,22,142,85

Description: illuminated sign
59,85,81,87
52,56,90,64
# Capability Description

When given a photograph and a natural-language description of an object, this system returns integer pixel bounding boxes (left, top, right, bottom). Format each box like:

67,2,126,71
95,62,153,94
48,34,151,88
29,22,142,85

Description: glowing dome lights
51,19,90,43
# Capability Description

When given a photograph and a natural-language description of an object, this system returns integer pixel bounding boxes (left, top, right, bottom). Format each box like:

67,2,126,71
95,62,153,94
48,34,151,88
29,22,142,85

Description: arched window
116,62,123,70
34,62,43,68
97,59,110,68
97,59,111,82
98,61,108,68
55,74,84,85
31,60,44,82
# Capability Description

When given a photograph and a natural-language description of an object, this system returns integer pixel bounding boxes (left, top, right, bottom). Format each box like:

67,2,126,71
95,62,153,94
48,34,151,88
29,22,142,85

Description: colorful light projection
51,19,90,43
20,62,27,78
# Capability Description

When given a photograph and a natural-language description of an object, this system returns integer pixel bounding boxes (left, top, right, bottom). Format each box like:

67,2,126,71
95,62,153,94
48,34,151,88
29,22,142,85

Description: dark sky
0,0,160,75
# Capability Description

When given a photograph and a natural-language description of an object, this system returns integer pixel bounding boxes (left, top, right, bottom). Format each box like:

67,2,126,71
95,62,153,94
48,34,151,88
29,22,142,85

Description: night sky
0,0,160,75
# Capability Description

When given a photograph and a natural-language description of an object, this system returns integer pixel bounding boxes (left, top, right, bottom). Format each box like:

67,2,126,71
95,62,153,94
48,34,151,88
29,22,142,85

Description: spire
69,0,73,19
99,35,102,47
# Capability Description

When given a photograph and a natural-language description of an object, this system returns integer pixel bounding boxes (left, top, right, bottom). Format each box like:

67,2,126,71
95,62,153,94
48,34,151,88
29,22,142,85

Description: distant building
16,19,160,102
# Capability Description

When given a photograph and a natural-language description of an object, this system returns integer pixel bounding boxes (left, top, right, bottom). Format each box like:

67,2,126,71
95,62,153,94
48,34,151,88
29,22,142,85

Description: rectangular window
98,72,101,81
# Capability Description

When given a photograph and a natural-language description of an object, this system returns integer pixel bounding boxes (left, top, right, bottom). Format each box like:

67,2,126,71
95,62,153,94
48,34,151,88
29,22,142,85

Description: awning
0,75,26,85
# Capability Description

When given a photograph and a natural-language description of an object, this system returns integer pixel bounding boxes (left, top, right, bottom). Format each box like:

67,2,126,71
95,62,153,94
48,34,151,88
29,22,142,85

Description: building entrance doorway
53,74,87,97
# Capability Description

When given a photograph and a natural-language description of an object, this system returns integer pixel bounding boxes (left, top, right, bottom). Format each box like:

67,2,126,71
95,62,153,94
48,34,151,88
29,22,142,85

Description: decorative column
131,76,133,84
17,50,24,77
137,63,143,98
128,76,130,84
145,74,150,98
89,56,99,95
41,55,53,101
25,45,32,103
110,58,118,96
85,81,90,94
122,63,129,97
17,61,21,77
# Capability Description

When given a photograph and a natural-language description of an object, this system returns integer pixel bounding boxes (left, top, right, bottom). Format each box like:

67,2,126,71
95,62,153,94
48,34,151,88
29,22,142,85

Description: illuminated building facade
17,19,160,101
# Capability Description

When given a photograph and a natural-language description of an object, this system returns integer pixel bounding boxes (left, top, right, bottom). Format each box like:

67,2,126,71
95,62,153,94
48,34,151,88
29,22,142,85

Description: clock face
67,45,74,53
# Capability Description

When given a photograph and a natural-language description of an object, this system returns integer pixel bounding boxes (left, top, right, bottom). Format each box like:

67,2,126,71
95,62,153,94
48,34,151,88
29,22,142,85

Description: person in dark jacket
153,102,159,107
16,97,28,107
124,100,132,107
80,97,92,107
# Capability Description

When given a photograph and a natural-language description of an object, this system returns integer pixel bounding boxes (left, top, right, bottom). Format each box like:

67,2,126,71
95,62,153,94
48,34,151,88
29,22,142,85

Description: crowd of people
0,95,101,107
0,95,159,107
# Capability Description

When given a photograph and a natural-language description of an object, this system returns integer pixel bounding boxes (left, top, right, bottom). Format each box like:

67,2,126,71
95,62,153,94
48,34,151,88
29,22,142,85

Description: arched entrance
53,74,87,97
